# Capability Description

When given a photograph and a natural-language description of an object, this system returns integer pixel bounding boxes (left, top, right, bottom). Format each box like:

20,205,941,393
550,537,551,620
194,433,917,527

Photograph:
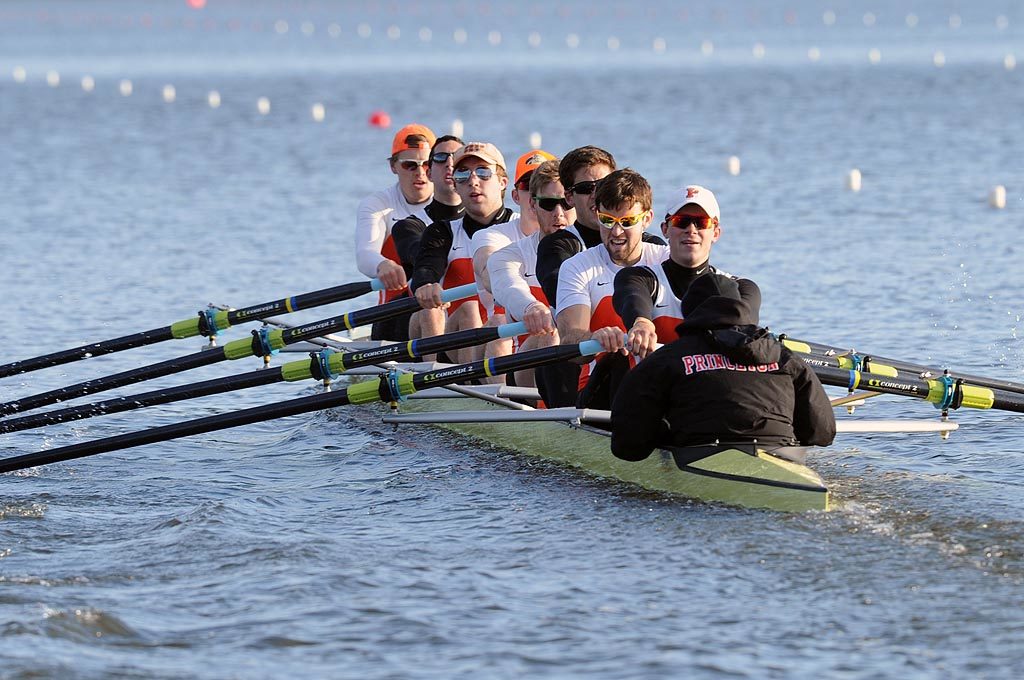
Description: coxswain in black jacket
610,273,836,460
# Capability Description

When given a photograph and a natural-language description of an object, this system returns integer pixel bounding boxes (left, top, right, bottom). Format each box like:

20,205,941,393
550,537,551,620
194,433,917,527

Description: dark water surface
2,1,1023,677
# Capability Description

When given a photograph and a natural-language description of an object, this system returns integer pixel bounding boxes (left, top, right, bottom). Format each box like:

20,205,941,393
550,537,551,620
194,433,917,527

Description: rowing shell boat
379,385,831,512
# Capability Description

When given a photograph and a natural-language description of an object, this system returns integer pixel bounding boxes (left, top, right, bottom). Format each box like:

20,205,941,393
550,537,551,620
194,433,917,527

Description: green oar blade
0,279,380,380
0,339,600,474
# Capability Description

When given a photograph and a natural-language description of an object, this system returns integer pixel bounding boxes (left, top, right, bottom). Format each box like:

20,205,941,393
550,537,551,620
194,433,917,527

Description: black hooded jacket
610,275,836,460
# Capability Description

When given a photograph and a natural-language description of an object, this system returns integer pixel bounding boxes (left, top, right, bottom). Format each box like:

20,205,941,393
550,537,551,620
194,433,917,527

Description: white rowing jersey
488,229,549,322
354,182,431,279
556,242,669,331
469,216,528,258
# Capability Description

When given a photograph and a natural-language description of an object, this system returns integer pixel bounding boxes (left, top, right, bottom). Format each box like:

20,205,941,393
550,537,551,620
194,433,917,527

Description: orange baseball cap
513,149,557,185
391,123,436,156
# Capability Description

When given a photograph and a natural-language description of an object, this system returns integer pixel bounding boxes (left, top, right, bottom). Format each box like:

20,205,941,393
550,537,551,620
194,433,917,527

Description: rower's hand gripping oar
0,339,603,473
0,279,385,380
0,321,529,434
0,284,476,417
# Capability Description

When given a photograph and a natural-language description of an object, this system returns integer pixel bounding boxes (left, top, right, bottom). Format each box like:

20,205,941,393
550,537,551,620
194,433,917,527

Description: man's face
454,157,507,218
661,206,720,268
531,181,575,237
391,147,432,204
565,163,613,230
428,141,461,192
598,200,650,266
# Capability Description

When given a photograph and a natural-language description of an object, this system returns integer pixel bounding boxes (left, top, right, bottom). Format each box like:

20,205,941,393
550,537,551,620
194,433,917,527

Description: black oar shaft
0,340,598,473
0,286,474,417
812,365,1024,413
225,281,375,325
0,322,523,433
786,336,1024,396
0,350,225,417
0,327,175,379
0,281,377,380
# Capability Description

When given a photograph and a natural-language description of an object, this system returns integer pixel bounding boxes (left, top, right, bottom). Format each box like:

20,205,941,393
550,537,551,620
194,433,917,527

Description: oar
0,284,476,417
811,364,1024,414
0,321,528,434
782,335,1024,396
0,279,384,380
0,339,603,473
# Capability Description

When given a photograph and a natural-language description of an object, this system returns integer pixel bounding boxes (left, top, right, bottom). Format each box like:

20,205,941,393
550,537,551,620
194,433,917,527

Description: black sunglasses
569,180,600,195
534,196,572,212
431,151,455,164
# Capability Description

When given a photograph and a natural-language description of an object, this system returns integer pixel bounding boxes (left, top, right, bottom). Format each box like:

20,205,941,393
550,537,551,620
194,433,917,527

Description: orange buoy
368,110,392,128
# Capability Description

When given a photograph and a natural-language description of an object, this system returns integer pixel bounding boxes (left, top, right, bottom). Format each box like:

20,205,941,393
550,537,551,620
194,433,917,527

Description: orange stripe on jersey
588,296,626,333
379,234,409,303
442,257,486,319
653,315,683,343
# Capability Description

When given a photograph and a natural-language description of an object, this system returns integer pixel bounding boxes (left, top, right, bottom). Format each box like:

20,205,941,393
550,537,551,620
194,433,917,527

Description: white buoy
12,66,27,83
863,12,876,27
81,75,95,92
453,28,468,44
990,185,1007,209
949,14,962,29
933,51,946,67
607,36,620,51
653,37,666,53
451,118,464,138
162,84,176,103
357,23,371,38
257,97,270,115
566,33,580,49
823,10,836,26
1004,54,1016,71
996,16,1009,31
488,30,502,46
808,47,821,62
906,14,919,28
726,156,741,176
208,90,221,108
327,23,341,38
700,40,714,56
301,21,315,36
846,169,862,192
527,31,541,48
387,25,400,40
274,20,288,34
46,70,60,87
752,43,765,59
419,27,432,42
311,103,325,122
529,132,542,149
119,79,133,96
868,48,882,64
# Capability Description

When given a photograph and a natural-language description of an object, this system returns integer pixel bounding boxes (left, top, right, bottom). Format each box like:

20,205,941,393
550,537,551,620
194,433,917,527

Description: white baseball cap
664,185,720,221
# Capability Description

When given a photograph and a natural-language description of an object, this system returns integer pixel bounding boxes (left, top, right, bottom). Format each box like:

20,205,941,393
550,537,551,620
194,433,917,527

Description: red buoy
187,0,206,9
368,110,392,128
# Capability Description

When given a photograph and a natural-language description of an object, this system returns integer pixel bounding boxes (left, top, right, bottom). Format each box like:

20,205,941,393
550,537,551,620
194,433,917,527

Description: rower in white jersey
487,159,576,387
610,184,760,359
469,150,556,366
555,168,669,408
411,142,516,364
354,124,436,340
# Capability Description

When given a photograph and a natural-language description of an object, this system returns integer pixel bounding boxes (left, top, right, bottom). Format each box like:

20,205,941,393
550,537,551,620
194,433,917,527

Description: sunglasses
597,210,649,229
397,159,429,171
664,214,717,230
431,151,455,164
569,180,600,195
453,166,495,184
534,196,572,212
